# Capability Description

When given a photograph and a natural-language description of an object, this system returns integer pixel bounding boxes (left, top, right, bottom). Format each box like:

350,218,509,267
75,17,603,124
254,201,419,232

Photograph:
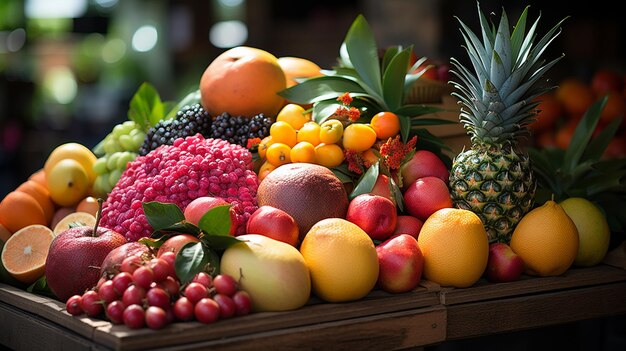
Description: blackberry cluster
139,104,212,155
210,113,272,147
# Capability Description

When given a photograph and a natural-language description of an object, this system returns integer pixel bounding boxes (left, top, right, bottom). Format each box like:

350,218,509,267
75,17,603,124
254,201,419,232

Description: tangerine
290,142,317,164
257,136,274,159
342,123,377,152
270,121,297,147
0,224,55,284
370,112,401,139
276,104,311,130
300,218,378,302
318,120,343,144
257,161,276,181
314,143,344,168
28,169,47,188
0,192,47,234
297,121,322,146
16,180,55,225
265,143,292,167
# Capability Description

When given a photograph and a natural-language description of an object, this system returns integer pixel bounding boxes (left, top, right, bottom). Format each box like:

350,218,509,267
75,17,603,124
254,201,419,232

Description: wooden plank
93,287,441,350
439,264,626,306
122,306,446,351
446,281,626,340
0,302,94,350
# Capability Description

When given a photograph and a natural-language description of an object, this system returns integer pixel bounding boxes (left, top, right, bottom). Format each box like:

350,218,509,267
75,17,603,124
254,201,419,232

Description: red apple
184,196,236,235
100,242,150,277
45,224,127,301
376,234,424,293
400,150,449,190
369,174,395,204
392,215,423,240
246,206,299,247
403,176,453,221
157,234,200,257
346,194,397,241
486,243,525,283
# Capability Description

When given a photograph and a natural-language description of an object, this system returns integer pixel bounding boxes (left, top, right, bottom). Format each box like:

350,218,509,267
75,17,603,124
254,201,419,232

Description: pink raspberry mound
101,134,259,241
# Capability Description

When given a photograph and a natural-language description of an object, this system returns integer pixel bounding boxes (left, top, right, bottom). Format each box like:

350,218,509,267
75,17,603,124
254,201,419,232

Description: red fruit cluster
65,253,252,329
100,135,259,241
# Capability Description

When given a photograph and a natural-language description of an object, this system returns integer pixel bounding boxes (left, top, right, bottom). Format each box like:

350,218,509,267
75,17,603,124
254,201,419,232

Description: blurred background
1,0,625,198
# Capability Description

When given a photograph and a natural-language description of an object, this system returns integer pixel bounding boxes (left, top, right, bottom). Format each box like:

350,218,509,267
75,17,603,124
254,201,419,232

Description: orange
362,148,380,166
0,223,11,243
270,121,297,147
555,78,595,118
300,218,378,302
529,93,563,133
277,56,323,88
0,191,47,234
370,112,401,139
0,224,55,284
510,200,579,276
257,136,274,159
342,123,377,152
554,119,578,149
417,208,489,288
28,169,47,188
53,212,96,236
297,121,322,146
266,143,292,167
318,120,343,144
290,141,317,164
276,104,311,130
43,142,97,184
314,143,344,168
257,161,276,181
76,196,100,217
16,180,55,224
200,46,286,118
599,92,625,124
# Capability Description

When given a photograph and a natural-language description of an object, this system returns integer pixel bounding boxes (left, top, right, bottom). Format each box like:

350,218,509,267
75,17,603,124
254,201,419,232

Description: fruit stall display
1,4,626,350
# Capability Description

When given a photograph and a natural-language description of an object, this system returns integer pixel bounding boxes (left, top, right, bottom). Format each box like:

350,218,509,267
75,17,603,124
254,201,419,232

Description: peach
200,46,286,117
403,176,453,221
246,206,299,247
346,194,397,241
400,150,449,190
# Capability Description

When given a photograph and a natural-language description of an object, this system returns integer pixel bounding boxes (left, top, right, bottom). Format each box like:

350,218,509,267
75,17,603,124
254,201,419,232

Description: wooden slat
439,264,626,306
93,287,441,350
446,281,626,340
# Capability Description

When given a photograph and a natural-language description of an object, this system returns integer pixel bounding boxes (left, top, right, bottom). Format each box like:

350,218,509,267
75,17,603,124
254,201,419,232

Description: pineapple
449,4,566,242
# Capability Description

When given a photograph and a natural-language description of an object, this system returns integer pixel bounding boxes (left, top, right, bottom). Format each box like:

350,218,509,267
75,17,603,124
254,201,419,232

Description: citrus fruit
76,196,100,217
257,161,276,181
265,143,292,167
300,218,378,302
43,142,97,184
0,224,55,284
599,92,625,124
559,197,611,267
276,104,311,130
314,143,344,168
297,121,321,146
53,212,97,236
319,120,343,144
257,135,274,159
290,141,317,164
277,56,323,88
555,78,595,118
370,112,401,139
529,93,563,133
417,208,489,288
221,234,311,311
16,180,55,224
270,121,297,147
510,200,579,276
342,123,377,152
0,191,48,234
200,46,286,118
47,158,90,207
28,169,47,188
257,163,349,239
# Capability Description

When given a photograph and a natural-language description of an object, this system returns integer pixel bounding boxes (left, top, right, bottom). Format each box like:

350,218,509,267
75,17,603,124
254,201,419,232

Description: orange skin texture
200,46,287,118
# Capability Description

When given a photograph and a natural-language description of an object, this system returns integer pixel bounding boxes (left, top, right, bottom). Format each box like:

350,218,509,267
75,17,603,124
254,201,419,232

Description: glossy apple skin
157,234,200,257
346,194,397,241
376,234,424,293
246,206,299,247
486,243,525,283
391,215,423,240
184,196,236,236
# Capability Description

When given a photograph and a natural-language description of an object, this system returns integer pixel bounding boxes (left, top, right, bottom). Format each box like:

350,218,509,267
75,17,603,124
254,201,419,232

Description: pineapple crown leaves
450,3,567,146
278,14,454,148
528,96,626,231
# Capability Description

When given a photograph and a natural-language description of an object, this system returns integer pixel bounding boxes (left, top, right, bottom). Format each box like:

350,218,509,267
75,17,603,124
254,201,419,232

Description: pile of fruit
0,4,624,333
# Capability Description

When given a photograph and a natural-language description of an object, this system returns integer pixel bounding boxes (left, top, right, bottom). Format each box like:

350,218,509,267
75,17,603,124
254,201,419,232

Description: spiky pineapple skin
449,145,536,243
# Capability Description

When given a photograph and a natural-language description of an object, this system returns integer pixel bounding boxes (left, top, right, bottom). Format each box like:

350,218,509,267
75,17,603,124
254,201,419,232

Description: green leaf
127,82,165,131
313,100,342,124
175,242,210,283
510,6,529,64
399,114,411,143
278,76,366,104
382,46,401,74
382,47,411,111
582,116,623,162
389,176,404,212
199,234,242,251
344,15,383,96
143,201,185,231
165,89,201,120
395,104,443,117
139,236,167,248
153,222,201,237
562,97,607,173
27,276,54,297
198,204,232,236
350,161,379,199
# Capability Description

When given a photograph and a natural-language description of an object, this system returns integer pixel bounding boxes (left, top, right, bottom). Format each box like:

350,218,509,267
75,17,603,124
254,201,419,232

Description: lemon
560,197,611,267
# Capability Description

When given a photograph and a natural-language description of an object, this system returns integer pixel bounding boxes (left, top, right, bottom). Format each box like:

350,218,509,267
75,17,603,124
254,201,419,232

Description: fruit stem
93,198,104,237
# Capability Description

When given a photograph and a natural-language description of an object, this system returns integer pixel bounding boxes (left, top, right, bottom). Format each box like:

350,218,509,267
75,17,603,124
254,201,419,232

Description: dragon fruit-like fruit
100,134,258,241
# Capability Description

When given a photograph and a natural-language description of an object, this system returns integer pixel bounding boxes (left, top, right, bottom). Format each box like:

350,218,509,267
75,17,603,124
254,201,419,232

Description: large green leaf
562,97,607,173
175,242,210,284
313,100,343,124
344,15,383,96
127,82,165,130
382,46,401,74
198,204,232,236
143,201,185,231
395,104,443,117
278,76,366,104
399,114,411,143
350,161,379,199
581,116,622,162
382,47,411,111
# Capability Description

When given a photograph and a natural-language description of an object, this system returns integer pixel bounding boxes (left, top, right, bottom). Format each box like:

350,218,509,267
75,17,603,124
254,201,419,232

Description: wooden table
1,246,625,350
